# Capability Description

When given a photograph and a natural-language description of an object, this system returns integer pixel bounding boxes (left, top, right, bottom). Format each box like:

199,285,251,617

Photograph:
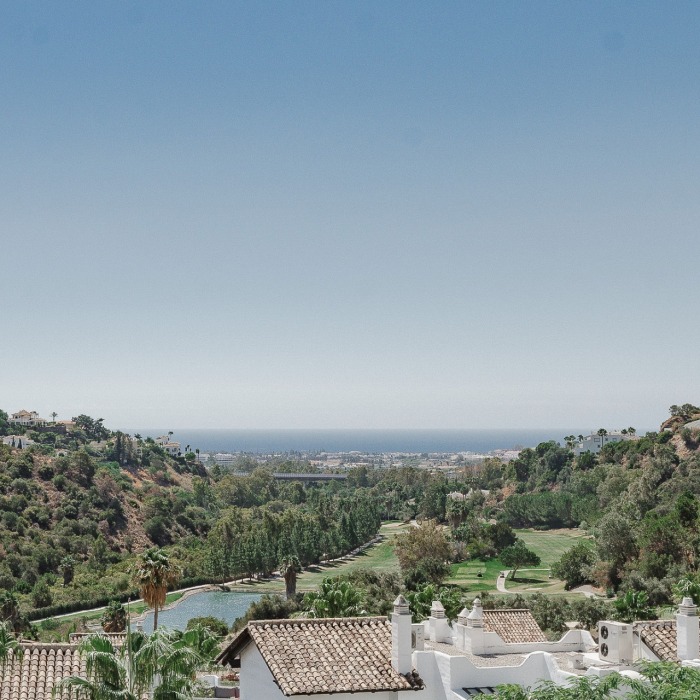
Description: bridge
272,472,347,482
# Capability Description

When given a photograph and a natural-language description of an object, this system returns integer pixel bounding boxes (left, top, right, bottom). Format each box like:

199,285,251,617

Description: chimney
454,606,470,651
677,597,700,661
467,597,484,628
429,600,451,643
391,594,412,674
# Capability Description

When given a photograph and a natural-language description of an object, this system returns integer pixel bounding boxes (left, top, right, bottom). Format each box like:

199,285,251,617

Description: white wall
240,646,286,700
414,649,577,699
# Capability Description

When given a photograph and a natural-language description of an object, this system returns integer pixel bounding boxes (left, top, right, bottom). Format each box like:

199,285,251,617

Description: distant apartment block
213,452,235,466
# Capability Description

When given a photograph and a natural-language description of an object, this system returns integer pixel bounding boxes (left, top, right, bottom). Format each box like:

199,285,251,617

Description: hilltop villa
8,409,47,427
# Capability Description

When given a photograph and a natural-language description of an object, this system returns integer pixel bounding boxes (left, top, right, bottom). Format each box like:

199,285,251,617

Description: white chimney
467,597,484,628
677,597,700,661
392,594,412,674
429,600,451,643
462,598,485,654
453,606,470,651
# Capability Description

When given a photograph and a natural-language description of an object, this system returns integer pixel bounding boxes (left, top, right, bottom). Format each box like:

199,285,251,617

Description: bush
187,616,229,637
31,580,53,608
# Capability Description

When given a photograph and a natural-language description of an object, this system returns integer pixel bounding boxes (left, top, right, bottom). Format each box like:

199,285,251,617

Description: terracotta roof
0,643,85,700
217,617,423,696
635,620,678,662
482,610,547,644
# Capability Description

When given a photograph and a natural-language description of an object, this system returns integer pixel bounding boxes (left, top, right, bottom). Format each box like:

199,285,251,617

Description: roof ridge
248,616,388,625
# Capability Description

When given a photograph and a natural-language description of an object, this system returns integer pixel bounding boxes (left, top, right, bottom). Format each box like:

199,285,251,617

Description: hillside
0,410,384,635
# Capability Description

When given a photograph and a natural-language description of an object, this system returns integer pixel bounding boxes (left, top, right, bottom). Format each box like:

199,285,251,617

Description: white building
155,435,181,456
218,596,608,698
1,435,35,449
8,410,46,427
213,453,235,467
573,432,632,456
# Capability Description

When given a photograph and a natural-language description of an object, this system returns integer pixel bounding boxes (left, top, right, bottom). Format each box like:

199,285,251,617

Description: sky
1,1,699,430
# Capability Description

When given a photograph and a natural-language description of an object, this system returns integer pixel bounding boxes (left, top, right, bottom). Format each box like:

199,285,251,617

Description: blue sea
125,428,587,454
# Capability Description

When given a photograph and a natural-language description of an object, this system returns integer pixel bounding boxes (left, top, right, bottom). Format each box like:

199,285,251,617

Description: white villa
155,435,181,456
1,435,35,449
217,596,700,698
8,409,47,427
573,432,633,456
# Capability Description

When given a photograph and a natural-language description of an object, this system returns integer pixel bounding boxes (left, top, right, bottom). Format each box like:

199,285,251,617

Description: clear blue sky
1,1,698,429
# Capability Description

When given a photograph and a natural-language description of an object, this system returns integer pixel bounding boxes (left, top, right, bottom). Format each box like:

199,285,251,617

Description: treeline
204,493,381,582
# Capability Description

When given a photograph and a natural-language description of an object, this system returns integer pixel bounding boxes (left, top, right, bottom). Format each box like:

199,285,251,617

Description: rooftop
635,620,678,662
482,609,548,644
0,643,85,700
217,617,424,696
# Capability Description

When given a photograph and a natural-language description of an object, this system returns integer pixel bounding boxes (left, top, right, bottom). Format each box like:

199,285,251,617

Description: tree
394,520,451,585
59,555,77,586
564,435,577,450
186,616,229,638
31,579,52,608
551,541,597,590
131,548,181,631
405,583,464,622
0,592,24,634
500,539,541,581
101,600,127,633
50,412,58,423
0,621,22,670
280,555,302,600
497,673,623,699
303,577,365,618
55,629,204,700
626,660,700,699
613,590,655,623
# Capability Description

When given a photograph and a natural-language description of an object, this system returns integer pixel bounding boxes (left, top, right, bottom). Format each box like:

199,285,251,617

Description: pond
132,591,262,634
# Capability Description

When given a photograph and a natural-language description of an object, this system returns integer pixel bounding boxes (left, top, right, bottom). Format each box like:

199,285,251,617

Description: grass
446,528,589,595
514,528,589,568
447,557,504,592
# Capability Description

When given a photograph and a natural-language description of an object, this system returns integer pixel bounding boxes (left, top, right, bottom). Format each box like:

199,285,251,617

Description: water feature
132,591,262,634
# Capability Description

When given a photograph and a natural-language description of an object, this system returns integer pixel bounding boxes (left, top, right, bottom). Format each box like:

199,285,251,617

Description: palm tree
51,412,58,423
0,621,22,670
54,629,203,700
101,600,127,633
303,577,366,617
132,549,181,631
280,555,302,599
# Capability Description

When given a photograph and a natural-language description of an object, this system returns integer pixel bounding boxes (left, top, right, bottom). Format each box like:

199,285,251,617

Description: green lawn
514,528,589,568
446,528,588,595
447,557,503,592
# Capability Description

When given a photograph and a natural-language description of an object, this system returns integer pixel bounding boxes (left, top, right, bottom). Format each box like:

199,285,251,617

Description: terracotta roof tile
482,610,547,644
219,617,423,696
0,644,86,700
634,620,678,662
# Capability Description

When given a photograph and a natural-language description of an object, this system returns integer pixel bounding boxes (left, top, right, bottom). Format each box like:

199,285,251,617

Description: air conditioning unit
411,623,425,651
598,621,633,663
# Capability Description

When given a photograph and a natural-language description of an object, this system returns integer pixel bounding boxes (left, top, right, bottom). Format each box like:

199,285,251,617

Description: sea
124,429,588,455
